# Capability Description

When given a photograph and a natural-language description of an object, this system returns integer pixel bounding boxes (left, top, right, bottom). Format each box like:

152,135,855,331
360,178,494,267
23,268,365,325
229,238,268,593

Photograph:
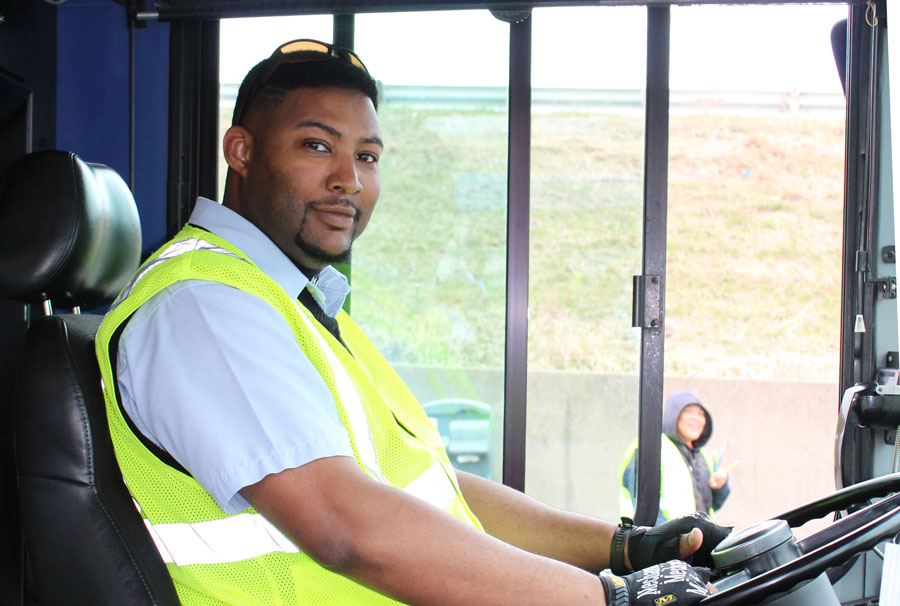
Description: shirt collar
188,197,350,316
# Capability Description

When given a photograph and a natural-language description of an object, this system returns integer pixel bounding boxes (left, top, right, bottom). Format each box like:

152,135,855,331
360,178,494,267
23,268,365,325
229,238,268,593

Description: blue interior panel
56,1,170,256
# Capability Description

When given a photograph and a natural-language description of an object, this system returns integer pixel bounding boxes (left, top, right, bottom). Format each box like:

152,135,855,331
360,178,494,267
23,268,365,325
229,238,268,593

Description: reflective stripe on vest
289,304,460,513
116,237,243,304
145,512,300,566
291,297,387,484
140,461,457,566
402,460,458,512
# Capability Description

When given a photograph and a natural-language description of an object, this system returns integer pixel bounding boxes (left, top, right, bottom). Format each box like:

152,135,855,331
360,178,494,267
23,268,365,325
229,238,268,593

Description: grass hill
351,106,845,383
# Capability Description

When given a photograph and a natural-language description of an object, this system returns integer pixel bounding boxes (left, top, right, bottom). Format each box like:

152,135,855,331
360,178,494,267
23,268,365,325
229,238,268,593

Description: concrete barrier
394,364,838,535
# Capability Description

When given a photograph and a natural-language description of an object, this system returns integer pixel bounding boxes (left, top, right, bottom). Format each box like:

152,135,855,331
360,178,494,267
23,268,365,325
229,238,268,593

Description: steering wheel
700,472,900,605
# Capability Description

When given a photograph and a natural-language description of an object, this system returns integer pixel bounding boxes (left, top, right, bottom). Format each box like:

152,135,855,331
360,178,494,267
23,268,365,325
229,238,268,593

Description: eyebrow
294,119,383,149
362,135,385,148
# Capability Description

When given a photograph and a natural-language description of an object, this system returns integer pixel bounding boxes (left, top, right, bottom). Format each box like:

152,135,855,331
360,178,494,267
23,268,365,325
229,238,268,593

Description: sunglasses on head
232,39,370,126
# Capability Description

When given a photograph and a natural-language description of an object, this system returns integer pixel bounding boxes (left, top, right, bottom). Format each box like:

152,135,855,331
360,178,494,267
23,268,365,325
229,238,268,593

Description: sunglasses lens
236,39,370,124
347,54,367,72
278,40,331,55
276,39,368,75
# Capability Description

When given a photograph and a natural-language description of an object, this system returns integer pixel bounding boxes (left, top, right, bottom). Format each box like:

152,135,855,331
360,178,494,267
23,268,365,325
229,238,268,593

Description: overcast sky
220,4,848,94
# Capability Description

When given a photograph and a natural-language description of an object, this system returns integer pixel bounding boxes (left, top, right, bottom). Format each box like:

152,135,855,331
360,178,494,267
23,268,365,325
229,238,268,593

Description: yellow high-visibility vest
619,435,717,522
96,225,483,605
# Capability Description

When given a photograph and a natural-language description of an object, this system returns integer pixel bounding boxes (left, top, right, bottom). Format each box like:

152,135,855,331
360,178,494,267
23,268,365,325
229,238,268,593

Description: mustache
309,197,356,209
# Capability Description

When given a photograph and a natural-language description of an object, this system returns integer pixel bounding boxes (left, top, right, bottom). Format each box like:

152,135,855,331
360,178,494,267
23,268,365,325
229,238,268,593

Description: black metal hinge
632,275,662,329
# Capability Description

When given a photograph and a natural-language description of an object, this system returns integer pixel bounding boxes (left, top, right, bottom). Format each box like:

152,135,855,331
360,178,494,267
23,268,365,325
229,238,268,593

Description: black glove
599,560,711,606
609,512,732,574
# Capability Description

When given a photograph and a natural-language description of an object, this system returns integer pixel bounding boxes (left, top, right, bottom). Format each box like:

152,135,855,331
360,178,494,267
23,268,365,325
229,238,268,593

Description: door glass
527,6,646,518
352,11,510,480
664,4,847,534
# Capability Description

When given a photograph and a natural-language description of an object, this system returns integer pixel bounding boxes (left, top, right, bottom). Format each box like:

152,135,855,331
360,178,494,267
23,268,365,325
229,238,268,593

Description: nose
326,154,362,195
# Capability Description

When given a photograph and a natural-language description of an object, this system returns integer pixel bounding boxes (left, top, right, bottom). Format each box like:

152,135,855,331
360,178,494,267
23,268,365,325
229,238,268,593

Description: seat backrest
0,151,180,605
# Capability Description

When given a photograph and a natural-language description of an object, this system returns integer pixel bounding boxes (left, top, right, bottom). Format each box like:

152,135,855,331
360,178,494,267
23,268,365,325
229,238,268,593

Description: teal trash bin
422,399,493,480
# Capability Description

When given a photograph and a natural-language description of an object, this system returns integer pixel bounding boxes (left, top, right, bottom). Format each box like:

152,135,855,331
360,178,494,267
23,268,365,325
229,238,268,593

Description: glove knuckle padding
599,560,712,606
630,513,732,570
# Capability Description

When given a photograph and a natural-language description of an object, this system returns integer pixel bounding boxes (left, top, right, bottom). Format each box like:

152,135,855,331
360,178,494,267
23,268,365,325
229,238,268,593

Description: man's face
675,403,706,445
233,87,383,270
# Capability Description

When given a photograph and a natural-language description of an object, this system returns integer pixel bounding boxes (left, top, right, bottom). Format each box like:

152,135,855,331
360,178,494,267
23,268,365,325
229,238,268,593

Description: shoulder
119,279,301,367
124,279,282,333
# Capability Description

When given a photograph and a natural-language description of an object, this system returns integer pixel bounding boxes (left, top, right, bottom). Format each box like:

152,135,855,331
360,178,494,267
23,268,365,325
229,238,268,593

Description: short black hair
233,53,379,126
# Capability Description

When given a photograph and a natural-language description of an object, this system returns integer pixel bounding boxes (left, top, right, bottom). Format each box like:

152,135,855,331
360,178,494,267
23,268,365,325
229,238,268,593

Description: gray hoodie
663,390,712,449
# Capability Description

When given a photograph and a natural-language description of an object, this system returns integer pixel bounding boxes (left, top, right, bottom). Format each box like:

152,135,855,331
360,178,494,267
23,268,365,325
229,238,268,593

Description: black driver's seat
0,151,180,604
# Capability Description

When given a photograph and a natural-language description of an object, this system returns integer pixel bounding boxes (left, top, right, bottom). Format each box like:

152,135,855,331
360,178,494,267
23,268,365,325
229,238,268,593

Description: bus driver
96,39,729,606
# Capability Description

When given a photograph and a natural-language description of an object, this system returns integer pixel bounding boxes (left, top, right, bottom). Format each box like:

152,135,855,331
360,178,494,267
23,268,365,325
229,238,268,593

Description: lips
312,204,355,229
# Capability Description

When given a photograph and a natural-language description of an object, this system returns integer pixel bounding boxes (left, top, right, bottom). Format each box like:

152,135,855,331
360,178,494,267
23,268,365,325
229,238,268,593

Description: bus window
352,11,511,481
662,4,847,533
526,6,646,519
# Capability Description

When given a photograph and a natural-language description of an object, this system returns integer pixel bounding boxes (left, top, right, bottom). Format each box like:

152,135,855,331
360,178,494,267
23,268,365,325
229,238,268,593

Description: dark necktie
297,286,347,349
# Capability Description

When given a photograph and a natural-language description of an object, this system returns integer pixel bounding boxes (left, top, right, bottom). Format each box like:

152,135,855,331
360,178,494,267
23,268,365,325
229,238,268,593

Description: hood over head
663,390,713,448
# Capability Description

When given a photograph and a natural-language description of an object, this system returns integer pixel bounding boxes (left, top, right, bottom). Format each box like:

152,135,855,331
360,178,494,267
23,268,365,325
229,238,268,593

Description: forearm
244,459,609,605
346,482,607,604
457,471,617,573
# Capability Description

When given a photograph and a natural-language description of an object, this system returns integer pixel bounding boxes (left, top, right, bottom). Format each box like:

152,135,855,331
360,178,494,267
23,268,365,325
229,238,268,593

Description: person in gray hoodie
620,390,731,525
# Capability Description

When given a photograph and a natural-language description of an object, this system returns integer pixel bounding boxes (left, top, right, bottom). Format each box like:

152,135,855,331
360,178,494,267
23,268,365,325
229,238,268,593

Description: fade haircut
233,53,379,126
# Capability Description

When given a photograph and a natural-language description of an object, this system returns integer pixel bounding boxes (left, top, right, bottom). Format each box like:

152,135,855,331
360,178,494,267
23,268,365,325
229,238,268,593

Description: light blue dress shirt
117,197,355,514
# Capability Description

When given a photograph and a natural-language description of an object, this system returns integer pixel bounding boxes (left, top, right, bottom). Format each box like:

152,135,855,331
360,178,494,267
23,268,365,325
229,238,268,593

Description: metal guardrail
220,83,845,116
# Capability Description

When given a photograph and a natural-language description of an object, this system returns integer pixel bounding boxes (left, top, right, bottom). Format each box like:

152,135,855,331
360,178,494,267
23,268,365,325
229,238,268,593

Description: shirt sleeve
116,280,355,514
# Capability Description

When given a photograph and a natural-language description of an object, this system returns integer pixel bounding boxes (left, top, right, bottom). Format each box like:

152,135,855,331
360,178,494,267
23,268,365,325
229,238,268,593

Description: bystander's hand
709,470,728,490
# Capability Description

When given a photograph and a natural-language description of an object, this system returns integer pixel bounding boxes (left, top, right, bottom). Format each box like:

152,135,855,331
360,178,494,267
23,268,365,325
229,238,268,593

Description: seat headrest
0,151,142,309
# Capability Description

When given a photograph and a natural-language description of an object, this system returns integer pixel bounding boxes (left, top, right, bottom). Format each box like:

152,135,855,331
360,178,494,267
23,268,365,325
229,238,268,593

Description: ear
223,125,253,178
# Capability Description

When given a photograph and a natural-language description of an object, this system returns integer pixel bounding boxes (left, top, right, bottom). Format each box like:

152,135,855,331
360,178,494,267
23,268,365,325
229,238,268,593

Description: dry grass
665,114,844,380
524,110,845,382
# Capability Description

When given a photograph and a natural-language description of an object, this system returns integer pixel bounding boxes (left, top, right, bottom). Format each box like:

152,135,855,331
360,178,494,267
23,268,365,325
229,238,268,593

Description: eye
357,152,379,164
304,141,330,153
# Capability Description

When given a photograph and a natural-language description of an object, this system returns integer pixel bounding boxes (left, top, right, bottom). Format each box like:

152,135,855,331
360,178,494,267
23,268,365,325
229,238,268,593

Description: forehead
263,87,380,136
680,403,704,415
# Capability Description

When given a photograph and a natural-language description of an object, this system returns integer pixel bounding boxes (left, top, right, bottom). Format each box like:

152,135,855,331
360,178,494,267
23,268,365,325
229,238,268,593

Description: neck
677,435,695,448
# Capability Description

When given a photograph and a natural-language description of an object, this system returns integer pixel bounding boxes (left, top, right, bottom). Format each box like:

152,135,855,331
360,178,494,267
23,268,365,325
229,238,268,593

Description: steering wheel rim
778,471,900,528
700,473,900,605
